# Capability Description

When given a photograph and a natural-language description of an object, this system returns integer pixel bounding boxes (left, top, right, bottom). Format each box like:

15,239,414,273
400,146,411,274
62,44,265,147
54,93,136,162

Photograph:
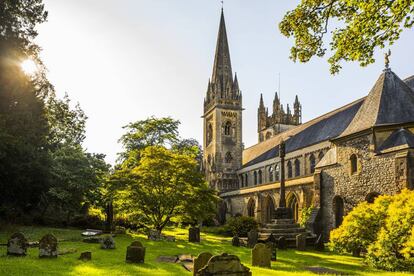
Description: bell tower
203,9,243,193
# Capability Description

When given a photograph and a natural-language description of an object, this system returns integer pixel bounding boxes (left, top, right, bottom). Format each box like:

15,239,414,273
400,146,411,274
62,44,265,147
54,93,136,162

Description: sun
20,59,38,75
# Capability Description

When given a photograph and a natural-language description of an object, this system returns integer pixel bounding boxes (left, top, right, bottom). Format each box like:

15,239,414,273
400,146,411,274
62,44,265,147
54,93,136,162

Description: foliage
299,206,314,227
225,216,258,237
279,0,414,74
329,189,414,271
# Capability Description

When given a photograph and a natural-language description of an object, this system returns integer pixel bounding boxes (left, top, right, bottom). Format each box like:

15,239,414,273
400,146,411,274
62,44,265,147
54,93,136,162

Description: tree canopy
280,0,414,73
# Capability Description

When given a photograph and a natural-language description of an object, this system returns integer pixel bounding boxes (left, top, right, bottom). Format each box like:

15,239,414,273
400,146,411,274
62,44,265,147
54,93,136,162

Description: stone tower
203,9,242,193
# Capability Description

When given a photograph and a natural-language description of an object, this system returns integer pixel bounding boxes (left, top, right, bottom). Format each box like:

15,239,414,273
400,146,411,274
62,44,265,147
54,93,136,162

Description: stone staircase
259,219,316,247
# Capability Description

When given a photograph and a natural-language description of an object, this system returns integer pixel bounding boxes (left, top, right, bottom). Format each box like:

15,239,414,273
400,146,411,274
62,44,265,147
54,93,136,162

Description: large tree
279,0,414,73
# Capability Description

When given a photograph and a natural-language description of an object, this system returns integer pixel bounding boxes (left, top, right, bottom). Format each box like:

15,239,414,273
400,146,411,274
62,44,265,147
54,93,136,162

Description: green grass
0,225,412,275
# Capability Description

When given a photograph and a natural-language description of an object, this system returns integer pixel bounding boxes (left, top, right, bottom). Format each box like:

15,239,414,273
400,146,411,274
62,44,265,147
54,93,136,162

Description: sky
35,0,414,165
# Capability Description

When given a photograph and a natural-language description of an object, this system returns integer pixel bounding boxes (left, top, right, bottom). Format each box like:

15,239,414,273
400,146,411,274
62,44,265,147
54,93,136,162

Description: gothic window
254,171,258,185
224,121,232,136
309,154,316,174
275,164,280,181
225,152,233,163
239,175,244,187
350,154,357,174
268,166,274,182
258,170,263,184
294,159,300,177
245,174,248,186
318,151,324,161
287,161,292,178
207,123,213,145
265,132,272,140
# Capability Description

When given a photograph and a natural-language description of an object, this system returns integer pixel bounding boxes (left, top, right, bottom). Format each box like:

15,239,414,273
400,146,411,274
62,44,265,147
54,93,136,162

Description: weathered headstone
147,229,162,241
100,235,115,249
126,241,145,263
39,234,58,258
251,243,271,268
197,253,251,276
83,237,102,243
265,233,277,244
79,251,92,261
193,252,213,276
189,227,200,243
296,233,306,251
7,232,27,256
277,236,287,250
266,242,277,261
314,234,324,251
247,229,258,248
231,236,240,247
156,255,178,263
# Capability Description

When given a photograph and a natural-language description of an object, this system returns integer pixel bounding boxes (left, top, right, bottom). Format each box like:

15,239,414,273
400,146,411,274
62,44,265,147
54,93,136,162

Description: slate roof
405,75,414,91
339,69,414,138
242,99,363,168
377,128,414,153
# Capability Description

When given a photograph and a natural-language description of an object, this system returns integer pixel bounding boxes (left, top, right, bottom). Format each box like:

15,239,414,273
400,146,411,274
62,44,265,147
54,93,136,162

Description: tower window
207,123,213,145
265,132,272,140
224,121,232,136
294,159,300,177
309,154,316,174
350,154,357,174
225,152,233,163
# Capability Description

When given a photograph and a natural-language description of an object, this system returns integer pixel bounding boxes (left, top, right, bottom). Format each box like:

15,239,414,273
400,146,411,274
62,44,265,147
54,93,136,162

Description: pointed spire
294,95,299,106
259,93,265,110
211,9,233,86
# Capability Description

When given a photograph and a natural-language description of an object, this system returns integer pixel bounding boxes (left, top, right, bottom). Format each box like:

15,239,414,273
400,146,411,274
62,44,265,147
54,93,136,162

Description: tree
113,146,217,233
279,0,414,74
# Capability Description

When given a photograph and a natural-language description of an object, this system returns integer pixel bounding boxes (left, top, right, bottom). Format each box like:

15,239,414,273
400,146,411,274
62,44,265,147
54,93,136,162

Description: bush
225,216,258,237
69,214,104,229
299,206,314,227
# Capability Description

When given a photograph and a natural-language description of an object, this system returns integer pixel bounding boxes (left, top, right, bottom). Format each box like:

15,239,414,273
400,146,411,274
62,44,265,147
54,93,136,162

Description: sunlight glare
21,59,38,75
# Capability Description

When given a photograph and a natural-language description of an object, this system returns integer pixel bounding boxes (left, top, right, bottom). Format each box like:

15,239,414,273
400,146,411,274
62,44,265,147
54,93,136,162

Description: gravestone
277,236,287,250
247,230,258,248
39,234,58,258
126,241,145,263
296,233,306,251
266,242,277,261
197,253,251,276
83,237,101,243
189,227,200,243
231,236,240,247
7,232,27,256
265,233,277,245
193,252,213,276
79,251,92,261
314,234,324,251
100,235,115,249
148,229,162,241
251,243,271,268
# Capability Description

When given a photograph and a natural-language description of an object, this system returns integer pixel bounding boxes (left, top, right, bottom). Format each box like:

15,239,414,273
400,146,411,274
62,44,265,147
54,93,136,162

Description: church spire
211,9,233,86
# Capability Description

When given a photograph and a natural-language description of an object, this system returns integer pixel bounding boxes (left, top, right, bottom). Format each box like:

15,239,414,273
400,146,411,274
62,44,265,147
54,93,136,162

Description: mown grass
0,225,412,275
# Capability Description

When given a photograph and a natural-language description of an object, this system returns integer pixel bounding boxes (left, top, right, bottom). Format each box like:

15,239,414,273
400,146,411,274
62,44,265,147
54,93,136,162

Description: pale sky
36,0,414,165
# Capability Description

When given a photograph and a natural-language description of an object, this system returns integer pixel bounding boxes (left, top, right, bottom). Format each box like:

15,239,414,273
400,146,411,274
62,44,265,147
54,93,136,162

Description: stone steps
270,219,295,224
262,223,301,229
259,227,307,234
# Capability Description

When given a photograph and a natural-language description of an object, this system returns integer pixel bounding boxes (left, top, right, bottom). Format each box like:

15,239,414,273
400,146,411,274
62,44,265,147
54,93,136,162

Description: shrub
299,206,314,227
225,216,258,237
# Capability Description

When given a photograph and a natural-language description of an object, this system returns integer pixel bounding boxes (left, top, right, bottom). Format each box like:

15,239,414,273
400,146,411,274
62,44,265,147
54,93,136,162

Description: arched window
294,159,300,177
333,196,344,228
309,154,316,174
247,198,255,217
275,164,280,181
254,171,258,185
318,151,324,161
245,174,248,186
207,123,213,145
287,193,299,222
268,166,274,182
350,154,357,174
265,132,272,140
225,152,233,163
239,175,244,187
263,195,275,223
224,121,232,136
287,161,292,178
258,170,263,184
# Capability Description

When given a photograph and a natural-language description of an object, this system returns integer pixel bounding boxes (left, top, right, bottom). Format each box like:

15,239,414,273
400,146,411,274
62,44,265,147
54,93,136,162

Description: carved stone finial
385,49,391,69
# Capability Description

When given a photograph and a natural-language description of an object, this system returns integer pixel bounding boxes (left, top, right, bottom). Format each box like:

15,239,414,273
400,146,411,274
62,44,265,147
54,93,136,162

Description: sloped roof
339,69,414,138
242,99,363,168
377,128,414,153
405,75,414,91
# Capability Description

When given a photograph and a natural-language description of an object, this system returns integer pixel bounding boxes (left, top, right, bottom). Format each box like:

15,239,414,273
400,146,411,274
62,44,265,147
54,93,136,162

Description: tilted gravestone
296,233,306,251
126,241,145,263
251,243,271,268
39,234,58,258
79,251,92,261
314,234,324,251
7,232,27,256
266,242,277,261
277,236,287,250
247,230,258,248
189,227,200,243
100,235,115,249
193,252,213,276
231,236,240,247
197,253,251,276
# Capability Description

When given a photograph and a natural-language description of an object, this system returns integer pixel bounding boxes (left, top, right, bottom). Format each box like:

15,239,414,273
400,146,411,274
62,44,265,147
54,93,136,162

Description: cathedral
202,10,414,239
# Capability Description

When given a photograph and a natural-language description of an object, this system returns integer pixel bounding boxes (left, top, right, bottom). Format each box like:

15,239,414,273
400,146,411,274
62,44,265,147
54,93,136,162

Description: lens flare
21,59,38,75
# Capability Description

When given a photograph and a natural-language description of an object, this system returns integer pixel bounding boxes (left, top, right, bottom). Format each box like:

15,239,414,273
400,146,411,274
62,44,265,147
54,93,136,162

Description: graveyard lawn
0,226,410,276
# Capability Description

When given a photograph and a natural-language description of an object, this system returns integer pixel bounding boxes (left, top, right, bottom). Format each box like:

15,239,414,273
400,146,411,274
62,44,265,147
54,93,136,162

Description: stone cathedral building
202,10,414,239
